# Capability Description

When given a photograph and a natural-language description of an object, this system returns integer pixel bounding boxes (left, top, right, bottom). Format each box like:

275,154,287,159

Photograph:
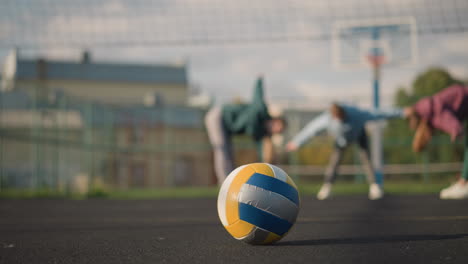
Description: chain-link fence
0,88,216,192
1,87,464,193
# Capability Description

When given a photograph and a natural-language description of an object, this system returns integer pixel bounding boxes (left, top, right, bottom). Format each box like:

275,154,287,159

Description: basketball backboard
332,17,418,70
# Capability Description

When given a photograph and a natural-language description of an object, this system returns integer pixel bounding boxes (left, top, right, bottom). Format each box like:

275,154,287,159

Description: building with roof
0,52,219,191
14,51,189,105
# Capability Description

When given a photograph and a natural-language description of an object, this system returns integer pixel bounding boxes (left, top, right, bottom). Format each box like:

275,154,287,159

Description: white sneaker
369,183,384,200
440,183,461,199
440,183,468,199
317,183,332,200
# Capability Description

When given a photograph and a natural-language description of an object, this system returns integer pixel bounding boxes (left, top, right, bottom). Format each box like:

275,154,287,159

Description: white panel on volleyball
267,163,288,182
238,184,298,223
217,165,247,226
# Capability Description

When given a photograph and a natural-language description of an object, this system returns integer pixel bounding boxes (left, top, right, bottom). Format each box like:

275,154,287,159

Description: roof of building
10,57,187,85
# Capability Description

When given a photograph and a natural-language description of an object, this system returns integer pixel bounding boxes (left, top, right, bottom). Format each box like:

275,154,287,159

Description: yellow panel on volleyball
263,232,282,244
225,166,255,225
248,163,274,177
225,220,255,239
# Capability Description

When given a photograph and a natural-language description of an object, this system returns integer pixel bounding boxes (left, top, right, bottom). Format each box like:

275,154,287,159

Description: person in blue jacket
286,103,403,200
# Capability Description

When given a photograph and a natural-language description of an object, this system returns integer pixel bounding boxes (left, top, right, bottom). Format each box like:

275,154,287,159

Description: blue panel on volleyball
246,173,299,205
238,203,292,236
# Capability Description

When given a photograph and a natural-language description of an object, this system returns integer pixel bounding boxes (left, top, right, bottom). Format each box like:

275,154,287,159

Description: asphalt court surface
1,195,468,263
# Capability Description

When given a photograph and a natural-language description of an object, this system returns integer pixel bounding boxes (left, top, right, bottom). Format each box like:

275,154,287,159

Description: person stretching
286,103,402,200
404,84,468,199
205,76,286,185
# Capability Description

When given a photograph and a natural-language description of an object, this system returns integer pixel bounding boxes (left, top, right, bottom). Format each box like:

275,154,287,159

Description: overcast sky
1,0,467,109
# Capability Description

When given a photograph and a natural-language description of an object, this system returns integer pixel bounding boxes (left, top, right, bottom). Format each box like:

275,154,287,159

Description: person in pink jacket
404,84,468,199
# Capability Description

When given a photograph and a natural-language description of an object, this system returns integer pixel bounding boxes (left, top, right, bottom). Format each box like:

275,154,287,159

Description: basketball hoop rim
366,54,386,67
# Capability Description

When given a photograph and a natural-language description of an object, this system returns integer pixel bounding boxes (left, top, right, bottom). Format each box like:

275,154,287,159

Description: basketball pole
371,61,384,185
370,28,384,186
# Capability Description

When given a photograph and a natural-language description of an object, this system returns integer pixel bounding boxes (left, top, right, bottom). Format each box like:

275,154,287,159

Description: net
0,0,467,49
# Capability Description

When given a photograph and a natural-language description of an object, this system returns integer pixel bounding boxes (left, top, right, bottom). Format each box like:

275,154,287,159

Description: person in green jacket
205,76,287,185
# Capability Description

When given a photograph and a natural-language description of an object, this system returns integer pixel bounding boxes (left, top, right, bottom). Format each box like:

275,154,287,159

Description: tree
394,67,462,107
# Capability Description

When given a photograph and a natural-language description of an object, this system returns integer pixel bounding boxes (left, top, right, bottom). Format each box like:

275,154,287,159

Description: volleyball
217,163,300,245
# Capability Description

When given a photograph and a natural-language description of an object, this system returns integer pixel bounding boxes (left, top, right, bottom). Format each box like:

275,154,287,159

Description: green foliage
87,188,109,198
0,183,451,199
395,67,462,107
296,136,334,165
0,189,67,199
383,119,416,164
413,68,460,96
394,87,413,107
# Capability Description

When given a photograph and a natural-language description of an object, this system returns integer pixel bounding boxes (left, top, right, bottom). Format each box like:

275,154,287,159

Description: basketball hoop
366,54,386,68
366,46,386,68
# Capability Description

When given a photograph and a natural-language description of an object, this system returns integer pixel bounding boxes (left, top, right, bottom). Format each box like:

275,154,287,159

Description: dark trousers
324,131,376,184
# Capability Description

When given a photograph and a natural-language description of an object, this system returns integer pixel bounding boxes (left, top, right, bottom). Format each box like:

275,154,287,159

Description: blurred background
0,0,467,196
